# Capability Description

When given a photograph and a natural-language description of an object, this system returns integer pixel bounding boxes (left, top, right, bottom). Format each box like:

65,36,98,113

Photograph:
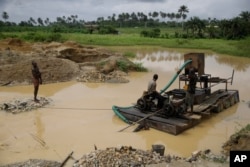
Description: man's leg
34,85,39,101
155,93,164,108
190,94,194,113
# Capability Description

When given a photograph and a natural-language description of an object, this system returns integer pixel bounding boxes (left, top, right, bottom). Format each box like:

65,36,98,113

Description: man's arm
39,73,42,84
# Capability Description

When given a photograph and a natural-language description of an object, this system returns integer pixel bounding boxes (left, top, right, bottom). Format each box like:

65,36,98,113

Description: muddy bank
0,38,138,86
0,146,229,167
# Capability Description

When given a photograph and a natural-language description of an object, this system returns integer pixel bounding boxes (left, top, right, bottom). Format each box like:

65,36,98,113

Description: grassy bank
1,29,250,57
62,33,250,58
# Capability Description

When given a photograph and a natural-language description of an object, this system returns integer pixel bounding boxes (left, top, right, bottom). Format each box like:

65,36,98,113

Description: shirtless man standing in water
32,61,42,102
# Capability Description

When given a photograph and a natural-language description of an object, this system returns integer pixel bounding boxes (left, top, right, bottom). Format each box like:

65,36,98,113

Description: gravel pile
73,146,183,167
0,97,52,114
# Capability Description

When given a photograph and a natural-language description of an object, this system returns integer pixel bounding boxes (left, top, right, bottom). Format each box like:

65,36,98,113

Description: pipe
112,105,131,123
160,59,192,94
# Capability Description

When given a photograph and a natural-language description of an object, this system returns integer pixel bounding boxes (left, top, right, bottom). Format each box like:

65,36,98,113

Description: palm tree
239,11,250,22
29,17,36,25
37,17,44,26
178,5,189,30
2,11,9,22
160,11,167,23
169,13,176,21
44,18,50,26
152,11,159,20
112,13,116,22
118,13,125,27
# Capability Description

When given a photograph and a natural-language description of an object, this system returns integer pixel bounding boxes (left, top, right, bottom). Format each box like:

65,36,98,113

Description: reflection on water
215,54,250,72
0,48,250,165
134,50,250,73
34,111,45,141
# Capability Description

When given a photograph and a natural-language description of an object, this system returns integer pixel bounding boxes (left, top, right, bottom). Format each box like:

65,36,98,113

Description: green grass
1,28,250,58
62,33,250,57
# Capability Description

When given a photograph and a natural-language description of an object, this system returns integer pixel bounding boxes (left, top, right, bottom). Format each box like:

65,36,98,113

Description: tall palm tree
239,11,250,22
2,11,9,22
112,13,116,22
178,5,189,30
169,13,176,21
160,11,167,23
29,17,36,25
152,11,159,20
37,17,44,26
44,18,50,26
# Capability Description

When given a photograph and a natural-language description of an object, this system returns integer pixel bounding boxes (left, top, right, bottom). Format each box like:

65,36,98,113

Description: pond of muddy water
0,48,250,166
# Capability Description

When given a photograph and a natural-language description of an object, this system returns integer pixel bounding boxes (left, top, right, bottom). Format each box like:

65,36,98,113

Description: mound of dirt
0,38,137,86
222,124,250,156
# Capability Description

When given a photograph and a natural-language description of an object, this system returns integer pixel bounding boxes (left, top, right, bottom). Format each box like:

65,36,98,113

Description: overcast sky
0,0,249,23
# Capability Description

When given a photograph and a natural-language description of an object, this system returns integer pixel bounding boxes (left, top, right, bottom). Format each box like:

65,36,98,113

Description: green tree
152,11,159,20
118,13,125,27
2,11,9,22
219,17,248,39
239,11,250,22
206,18,219,38
185,17,206,38
37,17,44,26
29,17,36,25
160,11,167,23
178,5,189,30
44,18,50,25
169,13,176,21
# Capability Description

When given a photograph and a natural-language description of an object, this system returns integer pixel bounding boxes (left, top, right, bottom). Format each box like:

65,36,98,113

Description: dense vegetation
0,6,250,57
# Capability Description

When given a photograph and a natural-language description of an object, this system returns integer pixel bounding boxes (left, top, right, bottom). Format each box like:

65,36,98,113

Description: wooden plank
60,151,74,167
148,116,189,127
118,109,162,132
194,91,228,113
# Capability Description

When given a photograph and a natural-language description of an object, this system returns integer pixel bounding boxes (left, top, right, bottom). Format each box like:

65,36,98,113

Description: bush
134,63,148,72
140,28,161,38
123,51,136,58
117,60,128,72
22,32,62,42
98,26,119,34
47,33,62,42
140,30,149,37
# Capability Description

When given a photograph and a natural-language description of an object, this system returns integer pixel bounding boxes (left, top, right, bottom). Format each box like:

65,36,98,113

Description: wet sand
1,50,250,166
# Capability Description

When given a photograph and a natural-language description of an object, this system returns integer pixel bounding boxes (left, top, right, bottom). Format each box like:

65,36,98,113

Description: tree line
1,5,250,40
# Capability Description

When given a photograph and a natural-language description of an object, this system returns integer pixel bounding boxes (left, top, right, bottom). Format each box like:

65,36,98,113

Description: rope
42,107,111,110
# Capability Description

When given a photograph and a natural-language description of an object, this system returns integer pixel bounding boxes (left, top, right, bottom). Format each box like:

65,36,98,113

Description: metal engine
136,89,188,118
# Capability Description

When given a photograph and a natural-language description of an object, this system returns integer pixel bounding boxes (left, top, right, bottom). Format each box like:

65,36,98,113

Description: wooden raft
113,89,239,135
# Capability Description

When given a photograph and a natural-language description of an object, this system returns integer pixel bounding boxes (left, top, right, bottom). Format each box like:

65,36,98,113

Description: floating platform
113,89,239,135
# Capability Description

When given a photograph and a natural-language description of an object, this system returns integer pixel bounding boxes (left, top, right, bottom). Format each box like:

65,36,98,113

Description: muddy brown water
1,48,250,166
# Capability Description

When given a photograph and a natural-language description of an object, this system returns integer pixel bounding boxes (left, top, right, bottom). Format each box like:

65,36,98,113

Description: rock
73,146,173,167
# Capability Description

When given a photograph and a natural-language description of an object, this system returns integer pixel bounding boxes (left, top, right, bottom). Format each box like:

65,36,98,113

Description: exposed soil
0,38,135,86
0,38,249,167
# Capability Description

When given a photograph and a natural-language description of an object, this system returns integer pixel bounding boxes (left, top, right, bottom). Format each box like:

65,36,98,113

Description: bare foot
34,99,40,103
